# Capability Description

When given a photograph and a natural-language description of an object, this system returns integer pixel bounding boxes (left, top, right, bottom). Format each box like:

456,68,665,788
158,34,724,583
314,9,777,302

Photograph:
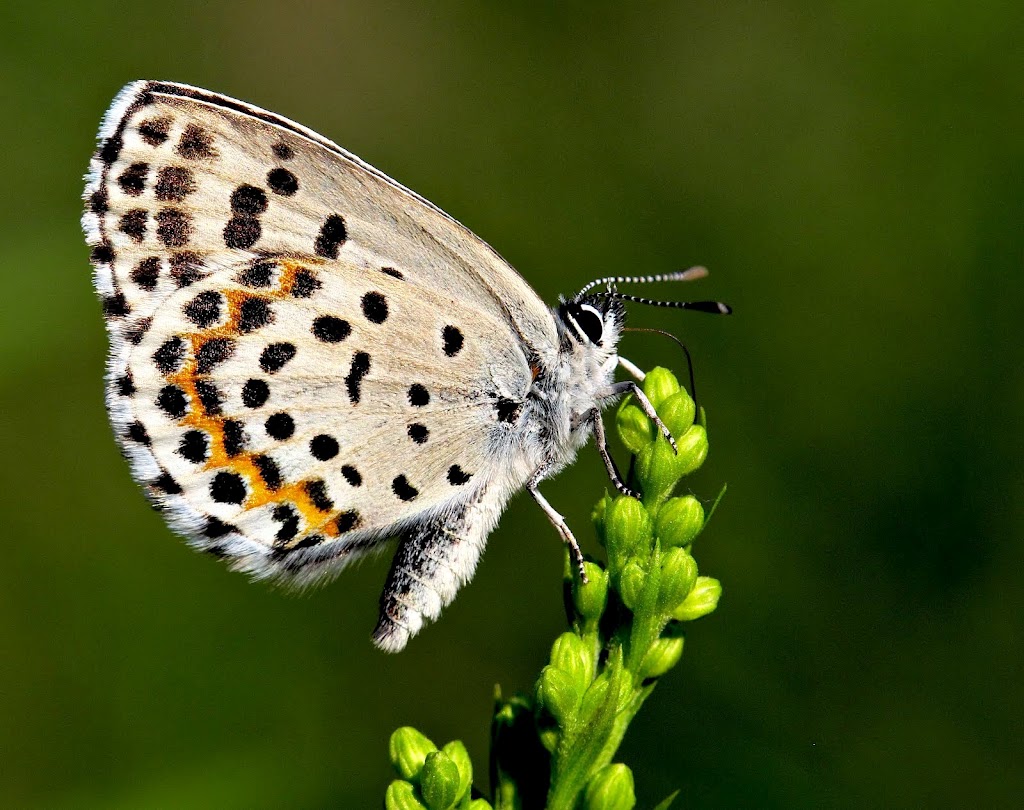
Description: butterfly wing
83,81,553,583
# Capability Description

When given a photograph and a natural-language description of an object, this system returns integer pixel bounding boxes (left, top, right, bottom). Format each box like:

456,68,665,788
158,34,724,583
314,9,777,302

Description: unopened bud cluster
386,727,487,810
531,368,721,809
386,368,724,810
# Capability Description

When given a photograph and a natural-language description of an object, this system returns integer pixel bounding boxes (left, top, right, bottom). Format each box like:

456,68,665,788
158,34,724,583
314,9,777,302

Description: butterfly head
558,294,626,353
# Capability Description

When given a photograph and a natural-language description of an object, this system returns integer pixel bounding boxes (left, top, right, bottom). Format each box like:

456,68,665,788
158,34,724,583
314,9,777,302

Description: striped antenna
602,294,732,315
574,266,708,298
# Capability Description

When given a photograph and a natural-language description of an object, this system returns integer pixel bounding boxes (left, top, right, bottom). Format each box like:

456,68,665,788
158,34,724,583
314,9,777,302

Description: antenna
602,294,732,315
623,327,702,412
575,265,708,298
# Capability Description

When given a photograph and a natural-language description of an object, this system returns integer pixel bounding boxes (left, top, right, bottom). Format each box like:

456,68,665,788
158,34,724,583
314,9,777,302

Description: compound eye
574,304,605,344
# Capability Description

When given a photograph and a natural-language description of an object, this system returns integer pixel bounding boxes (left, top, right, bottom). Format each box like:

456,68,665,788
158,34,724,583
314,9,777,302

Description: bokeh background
2,1,1021,807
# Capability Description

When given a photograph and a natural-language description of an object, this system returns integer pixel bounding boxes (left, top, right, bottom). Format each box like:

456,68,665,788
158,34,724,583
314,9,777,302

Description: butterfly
82,81,729,651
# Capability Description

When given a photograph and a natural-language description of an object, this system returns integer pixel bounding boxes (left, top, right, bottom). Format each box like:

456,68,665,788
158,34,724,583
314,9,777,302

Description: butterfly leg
617,356,647,382
527,472,589,583
591,410,642,500
600,381,678,453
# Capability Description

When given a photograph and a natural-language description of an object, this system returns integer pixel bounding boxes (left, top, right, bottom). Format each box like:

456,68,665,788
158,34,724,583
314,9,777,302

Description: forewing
83,81,541,581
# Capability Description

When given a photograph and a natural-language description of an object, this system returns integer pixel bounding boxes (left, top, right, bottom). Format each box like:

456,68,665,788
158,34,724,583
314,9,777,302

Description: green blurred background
2,1,1021,807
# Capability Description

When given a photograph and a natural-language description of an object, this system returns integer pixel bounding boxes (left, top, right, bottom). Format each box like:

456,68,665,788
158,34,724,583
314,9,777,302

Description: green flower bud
638,636,685,680
466,801,494,810
536,664,582,726
584,763,636,810
643,367,680,408
389,726,438,781
618,560,647,612
672,576,722,621
604,496,652,568
656,496,704,548
539,726,560,754
551,632,596,691
652,789,680,810
573,561,609,621
657,548,698,613
577,669,611,723
635,440,678,507
385,780,428,810
591,493,613,541
616,401,653,454
658,390,696,438
440,741,472,803
673,424,708,477
420,751,461,810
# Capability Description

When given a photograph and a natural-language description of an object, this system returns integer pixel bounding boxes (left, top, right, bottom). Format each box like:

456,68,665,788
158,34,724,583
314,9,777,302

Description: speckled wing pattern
82,82,559,627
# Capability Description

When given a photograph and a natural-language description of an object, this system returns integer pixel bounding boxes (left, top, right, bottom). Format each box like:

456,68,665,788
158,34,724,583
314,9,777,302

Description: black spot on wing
153,336,186,374
117,371,136,397
127,421,151,445
131,257,161,290
138,116,171,145
312,316,350,343
223,216,261,249
345,352,371,404
391,475,418,502
102,292,130,318
267,168,298,196
265,412,294,440
272,504,300,543
408,384,429,407
195,337,235,374
253,454,283,490
238,260,275,288
118,209,147,242
170,252,206,287
259,342,296,373
90,189,109,214
156,208,192,247
152,472,182,494
291,534,324,551
178,430,209,463
310,434,339,461
442,325,464,356
407,423,429,444
117,162,148,195
341,465,362,487
91,242,115,265
334,511,360,533
99,135,123,165
303,479,333,512
177,124,216,159
361,292,388,323
238,297,273,334
195,380,224,415
448,465,472,485
125,317,151,343
291,268,321,297
230,184,268,215
203,516,235,538
183,291,222,327
314,214,346,258
222,419,247,457
210,471,246,504
241,378,270,408
155,166,195,202
157,384,188,419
